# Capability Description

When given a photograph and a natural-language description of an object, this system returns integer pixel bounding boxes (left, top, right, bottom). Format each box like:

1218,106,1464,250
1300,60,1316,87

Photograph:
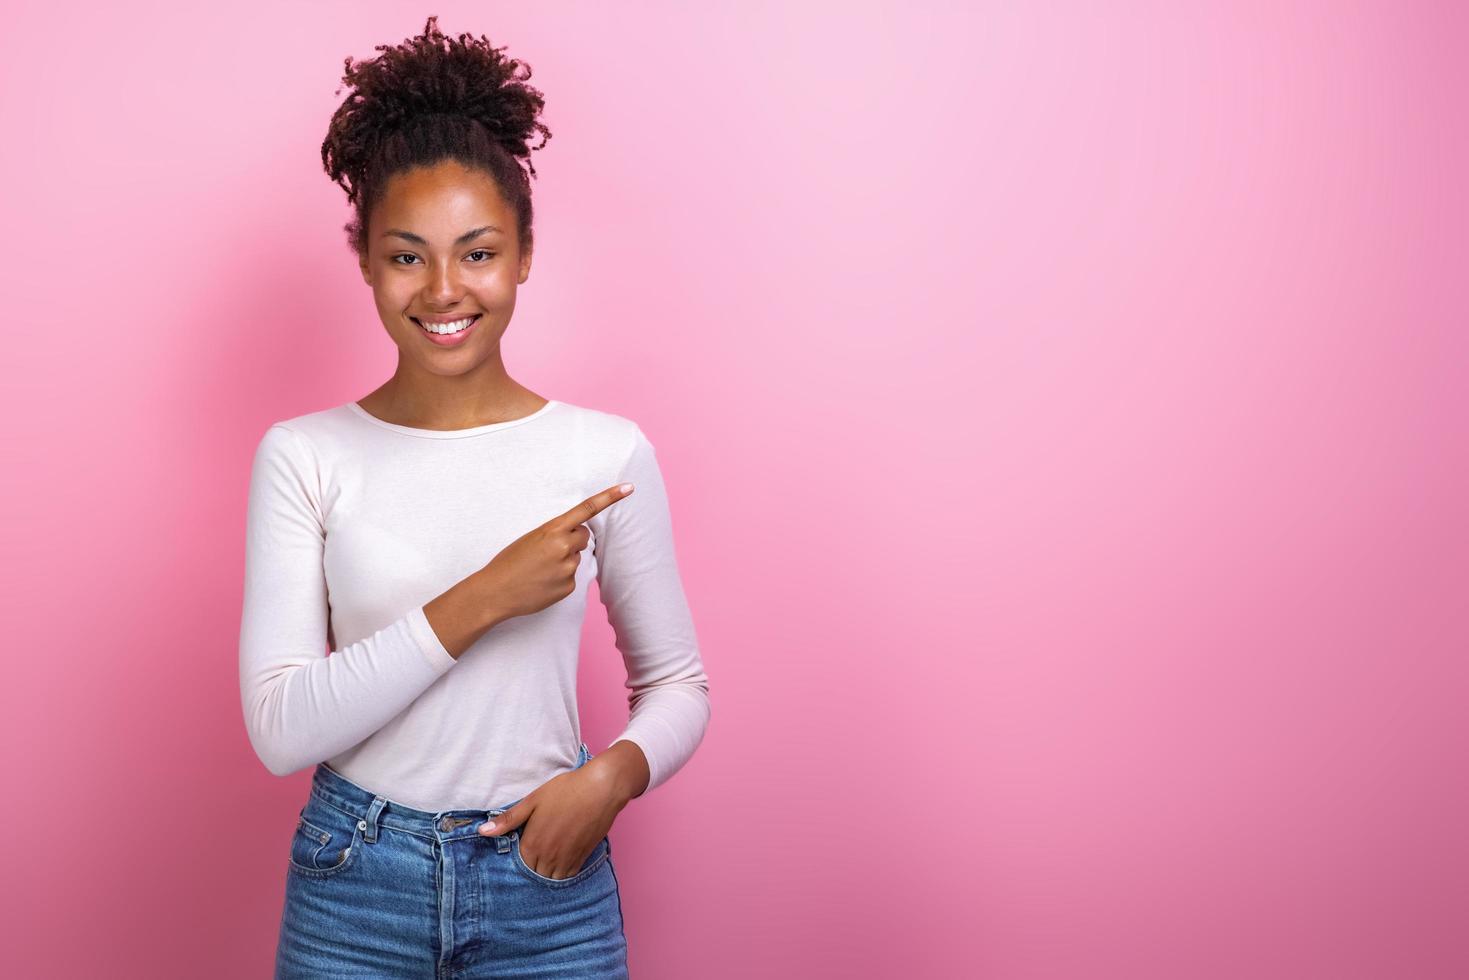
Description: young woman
238,18,710,978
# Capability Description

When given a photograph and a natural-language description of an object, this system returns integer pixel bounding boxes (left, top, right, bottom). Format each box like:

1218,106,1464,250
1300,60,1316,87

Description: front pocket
287,799,363,878
511,833,610,887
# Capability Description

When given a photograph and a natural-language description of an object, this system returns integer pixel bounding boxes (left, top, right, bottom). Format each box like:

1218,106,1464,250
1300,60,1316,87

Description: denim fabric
274,742,629,978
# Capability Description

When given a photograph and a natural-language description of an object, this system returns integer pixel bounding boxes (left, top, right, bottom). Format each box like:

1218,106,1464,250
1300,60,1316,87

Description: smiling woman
245,15,710,980
317,13,554,422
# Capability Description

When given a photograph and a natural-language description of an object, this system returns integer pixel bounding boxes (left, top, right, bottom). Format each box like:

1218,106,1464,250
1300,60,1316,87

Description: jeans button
358,819,367,831
439,816,452,832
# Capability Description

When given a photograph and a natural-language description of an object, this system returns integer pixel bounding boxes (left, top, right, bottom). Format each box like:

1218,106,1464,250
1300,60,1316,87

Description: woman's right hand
480,482,635,623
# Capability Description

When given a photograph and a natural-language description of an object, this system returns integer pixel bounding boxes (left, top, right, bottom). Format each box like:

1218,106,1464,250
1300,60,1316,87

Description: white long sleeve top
238,397,710,811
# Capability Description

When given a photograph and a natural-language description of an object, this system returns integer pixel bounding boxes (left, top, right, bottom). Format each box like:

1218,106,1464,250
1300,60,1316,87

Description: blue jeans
275,742,629,978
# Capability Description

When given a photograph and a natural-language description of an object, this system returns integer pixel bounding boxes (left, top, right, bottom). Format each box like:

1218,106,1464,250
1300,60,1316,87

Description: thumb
479,803,530,837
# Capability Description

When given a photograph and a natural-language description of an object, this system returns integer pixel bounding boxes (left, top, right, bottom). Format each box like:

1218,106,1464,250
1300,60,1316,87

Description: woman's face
358,159,531,377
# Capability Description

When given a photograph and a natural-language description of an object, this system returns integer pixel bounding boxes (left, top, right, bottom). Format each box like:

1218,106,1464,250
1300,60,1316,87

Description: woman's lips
412,314,481,347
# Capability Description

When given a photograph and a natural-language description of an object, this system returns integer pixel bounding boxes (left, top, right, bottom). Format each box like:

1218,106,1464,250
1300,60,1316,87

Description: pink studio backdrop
2,2,1465,978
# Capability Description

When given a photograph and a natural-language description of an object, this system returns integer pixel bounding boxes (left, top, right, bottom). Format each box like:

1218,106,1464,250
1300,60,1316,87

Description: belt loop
487,807,511,853
362,794,387,844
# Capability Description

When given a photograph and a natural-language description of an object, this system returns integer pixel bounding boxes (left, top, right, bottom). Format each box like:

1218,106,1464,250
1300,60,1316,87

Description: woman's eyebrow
383,225,504,245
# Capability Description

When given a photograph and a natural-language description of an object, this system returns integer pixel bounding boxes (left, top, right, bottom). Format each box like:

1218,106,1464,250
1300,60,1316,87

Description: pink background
3,2,1465,977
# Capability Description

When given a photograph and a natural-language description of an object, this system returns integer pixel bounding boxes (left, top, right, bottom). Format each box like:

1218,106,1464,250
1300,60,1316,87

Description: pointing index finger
554,483,635,528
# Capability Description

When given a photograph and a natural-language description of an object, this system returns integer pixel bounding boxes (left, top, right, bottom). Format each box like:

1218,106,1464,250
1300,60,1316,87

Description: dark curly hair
321,15,552,259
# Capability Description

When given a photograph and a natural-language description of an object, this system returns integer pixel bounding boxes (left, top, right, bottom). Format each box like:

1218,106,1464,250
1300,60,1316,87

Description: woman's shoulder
546,399,646,445
543,400,653,479
251,401,360,455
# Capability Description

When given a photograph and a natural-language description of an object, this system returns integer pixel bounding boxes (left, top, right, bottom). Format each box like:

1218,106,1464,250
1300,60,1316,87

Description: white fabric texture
238,398,710,811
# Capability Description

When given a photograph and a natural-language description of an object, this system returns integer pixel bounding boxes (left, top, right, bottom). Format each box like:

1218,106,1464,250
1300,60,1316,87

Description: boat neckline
345,398,561,439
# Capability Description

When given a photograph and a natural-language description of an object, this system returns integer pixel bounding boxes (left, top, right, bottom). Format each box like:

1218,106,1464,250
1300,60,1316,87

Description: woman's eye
391,252,492,265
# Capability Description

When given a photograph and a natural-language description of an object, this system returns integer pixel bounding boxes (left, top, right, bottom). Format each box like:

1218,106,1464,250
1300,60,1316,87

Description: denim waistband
309,741,593,844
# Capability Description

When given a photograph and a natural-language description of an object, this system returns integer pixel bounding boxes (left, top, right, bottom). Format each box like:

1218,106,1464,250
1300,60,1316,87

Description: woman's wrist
590,740,651,805
471,565,510,633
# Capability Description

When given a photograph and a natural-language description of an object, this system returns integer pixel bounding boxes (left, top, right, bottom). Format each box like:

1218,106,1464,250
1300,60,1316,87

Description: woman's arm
587,424,712,798
238,424,499,776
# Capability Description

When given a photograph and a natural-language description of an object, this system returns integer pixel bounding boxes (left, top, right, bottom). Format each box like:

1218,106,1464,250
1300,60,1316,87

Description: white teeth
418,316,475,334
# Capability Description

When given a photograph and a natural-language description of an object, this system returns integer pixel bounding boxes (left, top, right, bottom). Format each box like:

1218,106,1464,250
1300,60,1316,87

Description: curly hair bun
321,15,552,257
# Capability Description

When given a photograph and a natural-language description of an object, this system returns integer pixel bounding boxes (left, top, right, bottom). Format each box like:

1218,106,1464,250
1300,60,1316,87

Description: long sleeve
593,425,711,796
238,424,458,777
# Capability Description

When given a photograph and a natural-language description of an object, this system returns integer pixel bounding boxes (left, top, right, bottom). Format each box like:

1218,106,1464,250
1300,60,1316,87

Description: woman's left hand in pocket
477,762,626,879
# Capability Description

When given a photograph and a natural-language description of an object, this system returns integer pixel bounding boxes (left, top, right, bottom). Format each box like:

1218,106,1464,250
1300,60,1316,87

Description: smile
412,315,480,334
411,314,481,347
